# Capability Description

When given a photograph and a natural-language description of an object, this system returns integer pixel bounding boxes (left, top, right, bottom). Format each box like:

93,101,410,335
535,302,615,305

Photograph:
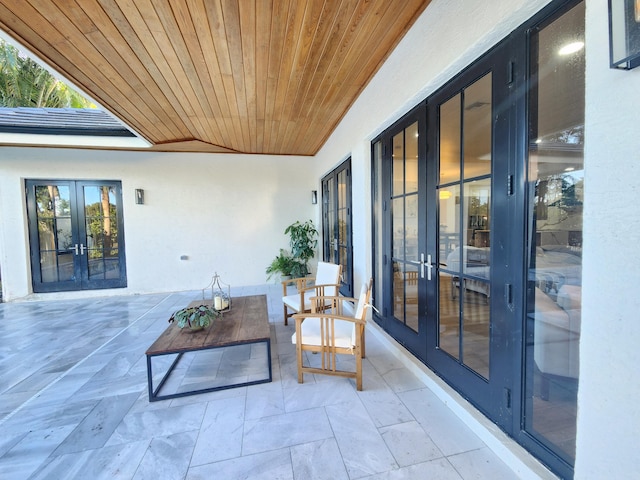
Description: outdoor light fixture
135,188,144,205
609,0,640,69
311,190,318,204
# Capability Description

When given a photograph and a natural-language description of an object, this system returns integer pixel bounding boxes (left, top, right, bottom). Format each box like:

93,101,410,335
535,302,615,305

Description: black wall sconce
311,190,318,204
135,188,144,205
609,0,640,69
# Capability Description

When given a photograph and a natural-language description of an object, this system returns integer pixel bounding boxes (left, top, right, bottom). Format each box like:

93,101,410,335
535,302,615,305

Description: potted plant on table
168,304,219,332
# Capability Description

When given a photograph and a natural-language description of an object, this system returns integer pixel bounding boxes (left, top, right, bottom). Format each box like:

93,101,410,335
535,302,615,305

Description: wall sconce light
311,190,318,204
135,188,144,205
609,0,640,69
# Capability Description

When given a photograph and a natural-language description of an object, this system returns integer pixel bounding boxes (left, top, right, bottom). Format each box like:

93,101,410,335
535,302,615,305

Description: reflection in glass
524,1,584,465
439,272,460,359
393,131,404,196
464,73,492,178
373,141,385,314
437,72,492,379
405,122,419,192
463,178,491,251
84,185,120,281
35,184,74,283
439,94,461,185
391,121,420,333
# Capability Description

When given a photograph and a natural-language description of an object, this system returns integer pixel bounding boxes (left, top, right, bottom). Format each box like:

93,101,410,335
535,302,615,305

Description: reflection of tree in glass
85,187,118,259
34,185,73,250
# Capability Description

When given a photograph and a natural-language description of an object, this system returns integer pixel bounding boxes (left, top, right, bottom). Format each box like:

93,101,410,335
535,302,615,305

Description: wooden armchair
291,279,373,391
282,261,342,325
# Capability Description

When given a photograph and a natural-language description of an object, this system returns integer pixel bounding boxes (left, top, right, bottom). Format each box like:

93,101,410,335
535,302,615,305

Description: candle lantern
202,272,231,312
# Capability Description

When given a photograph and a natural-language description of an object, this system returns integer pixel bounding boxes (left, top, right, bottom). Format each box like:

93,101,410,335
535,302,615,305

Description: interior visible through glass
392,122,419,332
438,73,492,380
524,1,584,465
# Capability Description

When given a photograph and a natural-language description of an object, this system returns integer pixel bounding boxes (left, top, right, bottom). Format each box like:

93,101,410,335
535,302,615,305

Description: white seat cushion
291,317,355,349
283,290,315,312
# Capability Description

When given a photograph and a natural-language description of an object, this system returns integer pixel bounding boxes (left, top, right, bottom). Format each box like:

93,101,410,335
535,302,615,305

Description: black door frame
321,158,353,297
371,103,428,359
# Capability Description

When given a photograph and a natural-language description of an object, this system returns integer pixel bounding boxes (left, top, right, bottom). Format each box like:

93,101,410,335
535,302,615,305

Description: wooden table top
146,294,269,356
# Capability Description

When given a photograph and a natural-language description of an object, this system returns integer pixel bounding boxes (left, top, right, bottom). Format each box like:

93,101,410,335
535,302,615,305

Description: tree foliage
0,40,93,108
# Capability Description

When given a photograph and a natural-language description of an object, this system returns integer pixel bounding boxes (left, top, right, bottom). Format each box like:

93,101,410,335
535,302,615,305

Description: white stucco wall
313,0,639,478
0,147,316,300
575,1,640,478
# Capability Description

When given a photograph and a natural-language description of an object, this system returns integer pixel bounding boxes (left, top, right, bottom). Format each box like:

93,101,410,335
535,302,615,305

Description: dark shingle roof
0,107,135,137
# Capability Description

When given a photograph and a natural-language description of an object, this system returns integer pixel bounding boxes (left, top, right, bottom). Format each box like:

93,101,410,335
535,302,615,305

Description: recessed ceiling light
559,41,584,56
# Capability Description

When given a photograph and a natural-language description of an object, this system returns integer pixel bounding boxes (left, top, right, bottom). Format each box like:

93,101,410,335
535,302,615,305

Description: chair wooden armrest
309,295,358,315
281,275,314,296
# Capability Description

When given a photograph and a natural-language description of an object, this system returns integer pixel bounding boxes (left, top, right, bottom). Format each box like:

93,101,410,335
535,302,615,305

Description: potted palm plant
266,249,303,281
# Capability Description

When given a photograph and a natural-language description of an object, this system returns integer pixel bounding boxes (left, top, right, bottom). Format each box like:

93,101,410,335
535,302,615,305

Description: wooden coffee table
146,294,271,401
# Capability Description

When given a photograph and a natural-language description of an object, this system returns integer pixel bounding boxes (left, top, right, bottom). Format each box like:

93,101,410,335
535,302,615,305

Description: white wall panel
0,147,315,300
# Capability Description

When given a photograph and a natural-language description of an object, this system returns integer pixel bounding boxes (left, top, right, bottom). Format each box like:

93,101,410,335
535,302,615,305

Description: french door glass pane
83,185,121,280
438,74,492,379
372,141,385,314
337,169,348,276
439,94,461,185
525,1,584,465
35,185,74,282
391,121,419,332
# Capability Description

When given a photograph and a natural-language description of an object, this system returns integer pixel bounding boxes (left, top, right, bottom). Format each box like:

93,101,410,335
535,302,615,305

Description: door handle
425,254,433,281
408,253,427,279
79,244,86,255
71,244,79,255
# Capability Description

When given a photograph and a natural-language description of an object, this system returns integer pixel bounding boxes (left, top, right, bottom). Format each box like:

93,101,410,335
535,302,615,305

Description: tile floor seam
0,294,173,428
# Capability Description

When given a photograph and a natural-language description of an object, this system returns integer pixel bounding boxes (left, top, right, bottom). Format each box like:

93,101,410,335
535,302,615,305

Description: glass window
524,1,584,466
438,74,492,379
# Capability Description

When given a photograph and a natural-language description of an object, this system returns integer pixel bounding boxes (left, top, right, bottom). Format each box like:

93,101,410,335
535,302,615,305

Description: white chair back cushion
354,282,369,320
315,261,340,295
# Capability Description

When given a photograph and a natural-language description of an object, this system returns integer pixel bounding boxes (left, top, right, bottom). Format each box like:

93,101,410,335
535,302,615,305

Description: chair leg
355,348,363,391
283,305,288,325
296,346,304,384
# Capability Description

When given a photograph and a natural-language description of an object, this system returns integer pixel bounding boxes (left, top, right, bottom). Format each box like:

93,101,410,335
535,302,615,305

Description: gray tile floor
0,284,523,479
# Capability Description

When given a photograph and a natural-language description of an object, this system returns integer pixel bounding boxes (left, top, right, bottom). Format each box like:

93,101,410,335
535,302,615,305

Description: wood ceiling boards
0,0,430,155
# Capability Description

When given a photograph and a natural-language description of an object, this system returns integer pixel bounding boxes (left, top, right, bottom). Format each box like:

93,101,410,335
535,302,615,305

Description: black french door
372,104,428,358
372,44,516,423
26,179,127,293
322,158,353,297
424,42,516,425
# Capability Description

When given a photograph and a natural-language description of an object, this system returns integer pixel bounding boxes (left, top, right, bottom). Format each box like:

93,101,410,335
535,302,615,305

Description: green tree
0,40,93,108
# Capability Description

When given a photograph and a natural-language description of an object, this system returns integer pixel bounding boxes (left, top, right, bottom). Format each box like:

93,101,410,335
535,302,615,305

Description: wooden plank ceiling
0,0,430,155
